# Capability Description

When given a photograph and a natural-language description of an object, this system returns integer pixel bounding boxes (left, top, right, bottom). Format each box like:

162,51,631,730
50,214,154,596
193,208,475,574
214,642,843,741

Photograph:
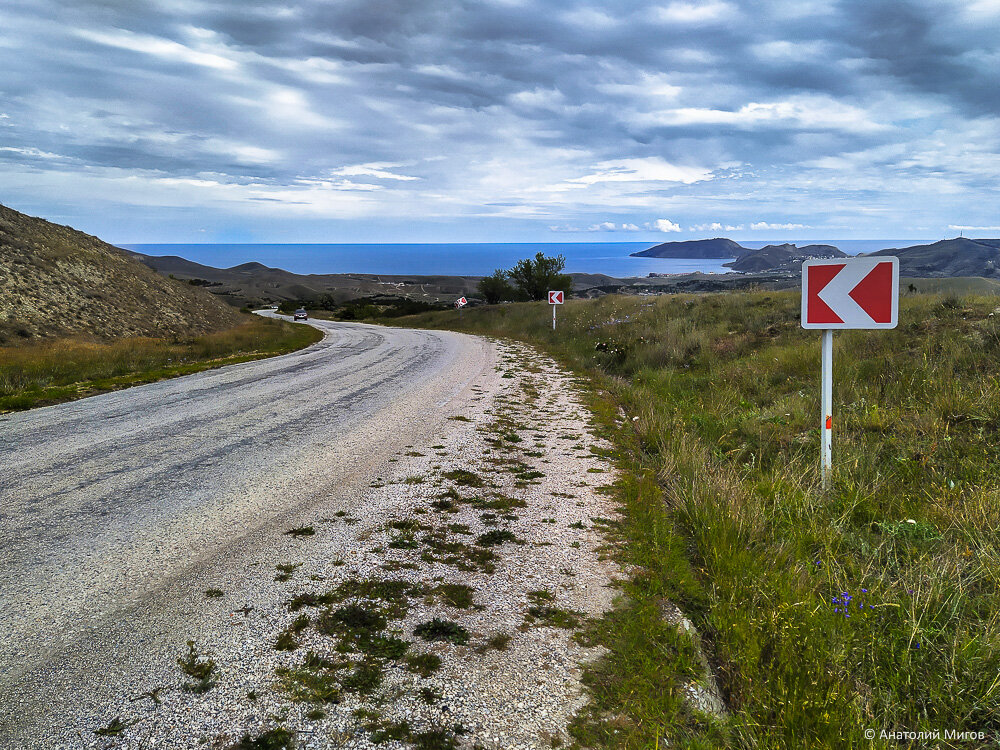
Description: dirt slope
0,203,242,343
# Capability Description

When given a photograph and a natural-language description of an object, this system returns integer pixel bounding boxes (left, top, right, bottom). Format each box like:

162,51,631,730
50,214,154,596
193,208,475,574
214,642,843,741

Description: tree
506,252,572,301
477,268,516,304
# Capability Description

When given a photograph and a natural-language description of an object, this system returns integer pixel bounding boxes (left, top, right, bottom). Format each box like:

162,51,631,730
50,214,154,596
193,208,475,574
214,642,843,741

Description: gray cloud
0,0,997,241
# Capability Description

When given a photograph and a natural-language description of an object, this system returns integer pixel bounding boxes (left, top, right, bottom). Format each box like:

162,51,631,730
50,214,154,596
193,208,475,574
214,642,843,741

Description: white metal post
821,329,833,488
552,303,556,331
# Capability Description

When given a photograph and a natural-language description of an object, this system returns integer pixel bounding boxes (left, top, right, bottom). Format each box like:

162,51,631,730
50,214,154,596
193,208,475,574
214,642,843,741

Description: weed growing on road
481,633,512,652
431,583,476,609
413,618,470,645
441,469,484,487
287,591,336,611
283,526,315,537
341,661,384,695
177,641,217,693
475,529,521,547
275,653,345,704
419,527,497,572
404,652,443,677
419,686,442,704
94,717,130,737
204,588,224,598
231,726,296,749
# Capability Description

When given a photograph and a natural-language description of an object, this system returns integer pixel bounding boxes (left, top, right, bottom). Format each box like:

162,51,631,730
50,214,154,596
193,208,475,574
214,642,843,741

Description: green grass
392,290,1000,747
0,316,322,412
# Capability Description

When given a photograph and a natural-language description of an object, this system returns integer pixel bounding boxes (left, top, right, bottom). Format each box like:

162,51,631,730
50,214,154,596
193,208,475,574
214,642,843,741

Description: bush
478,268,517,304
507,252,572,301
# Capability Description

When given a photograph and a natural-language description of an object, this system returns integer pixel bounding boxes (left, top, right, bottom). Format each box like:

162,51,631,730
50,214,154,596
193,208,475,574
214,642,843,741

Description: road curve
0,316,494,745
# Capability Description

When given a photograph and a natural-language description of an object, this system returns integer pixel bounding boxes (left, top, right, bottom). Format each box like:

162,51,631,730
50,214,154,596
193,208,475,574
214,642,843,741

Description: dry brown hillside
0,204,242,344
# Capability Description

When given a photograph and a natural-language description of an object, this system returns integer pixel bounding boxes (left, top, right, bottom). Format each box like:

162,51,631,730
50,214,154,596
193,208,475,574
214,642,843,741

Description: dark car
293,308,308,321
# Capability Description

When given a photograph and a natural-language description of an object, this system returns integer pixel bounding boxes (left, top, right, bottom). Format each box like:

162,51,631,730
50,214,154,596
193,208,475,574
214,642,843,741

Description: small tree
507,252,572,301
477,268,515,304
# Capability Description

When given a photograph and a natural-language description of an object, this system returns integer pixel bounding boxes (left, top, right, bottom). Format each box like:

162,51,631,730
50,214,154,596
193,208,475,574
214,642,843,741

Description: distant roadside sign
801,257,899,488
802,258,899,329
548,290,564,330
455,297,468,308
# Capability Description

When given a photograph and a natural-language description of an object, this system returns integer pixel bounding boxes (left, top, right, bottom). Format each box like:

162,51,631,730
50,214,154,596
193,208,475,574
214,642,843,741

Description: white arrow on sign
548,290,564,305
801,257,899,330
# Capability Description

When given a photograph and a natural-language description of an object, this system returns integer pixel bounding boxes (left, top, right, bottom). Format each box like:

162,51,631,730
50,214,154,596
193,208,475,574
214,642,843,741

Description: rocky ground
69,339,620,750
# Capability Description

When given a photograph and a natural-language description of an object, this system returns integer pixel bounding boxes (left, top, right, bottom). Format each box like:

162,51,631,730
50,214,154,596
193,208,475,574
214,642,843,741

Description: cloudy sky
1,0,998,243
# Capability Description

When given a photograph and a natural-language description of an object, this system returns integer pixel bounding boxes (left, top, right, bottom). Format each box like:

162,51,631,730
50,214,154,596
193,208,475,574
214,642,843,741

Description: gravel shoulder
0,327,620,749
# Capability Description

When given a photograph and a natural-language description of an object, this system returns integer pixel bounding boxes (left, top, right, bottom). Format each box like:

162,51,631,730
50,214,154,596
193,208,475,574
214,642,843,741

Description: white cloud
650,218,682,232
75,28,238,71
949,225,1000,231
651,1,735,24
750,221,809,230
962,0,1000,19
584,221,645,231
639,96,887,134
0,146,65,160
562,7,621,28
571,157,713,186
690,222,744,231
330,163,419,181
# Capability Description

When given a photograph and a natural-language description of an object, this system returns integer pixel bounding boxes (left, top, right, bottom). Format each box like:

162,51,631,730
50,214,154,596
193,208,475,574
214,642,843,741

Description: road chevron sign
548,290,564,304
801,257,899,329
455,297,468,307
800,256,900,488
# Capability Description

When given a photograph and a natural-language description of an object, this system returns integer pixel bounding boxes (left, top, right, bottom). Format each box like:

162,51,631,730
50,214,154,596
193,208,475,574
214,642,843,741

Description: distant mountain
0,204,242,344
725,243,846,273
630,238,746,258
868,238,1000,277
127,250,484,308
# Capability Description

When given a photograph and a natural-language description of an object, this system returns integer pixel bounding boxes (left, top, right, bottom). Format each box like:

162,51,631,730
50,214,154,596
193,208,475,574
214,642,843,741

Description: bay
122,239,933,278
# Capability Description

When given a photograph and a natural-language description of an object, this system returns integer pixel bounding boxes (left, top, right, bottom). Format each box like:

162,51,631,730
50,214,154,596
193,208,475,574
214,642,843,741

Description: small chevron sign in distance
801,257,899,330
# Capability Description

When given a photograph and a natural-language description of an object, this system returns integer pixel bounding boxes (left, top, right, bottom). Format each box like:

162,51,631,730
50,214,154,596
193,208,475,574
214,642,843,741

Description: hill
725,243,846,273
0,204,242,344
126,250,484,308
630,237,746,258
869,237,1000,277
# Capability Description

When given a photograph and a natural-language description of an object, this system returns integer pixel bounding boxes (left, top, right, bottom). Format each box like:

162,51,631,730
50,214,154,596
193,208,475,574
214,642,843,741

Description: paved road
0,317,493,744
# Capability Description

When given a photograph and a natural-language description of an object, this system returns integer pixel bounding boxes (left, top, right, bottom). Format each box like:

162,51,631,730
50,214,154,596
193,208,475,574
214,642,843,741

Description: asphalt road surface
0,316,494,746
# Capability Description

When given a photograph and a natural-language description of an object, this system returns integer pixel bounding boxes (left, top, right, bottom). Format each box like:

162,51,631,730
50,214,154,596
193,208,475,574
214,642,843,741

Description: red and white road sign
801,257,899,329
548,290,564,305
456,297,468,307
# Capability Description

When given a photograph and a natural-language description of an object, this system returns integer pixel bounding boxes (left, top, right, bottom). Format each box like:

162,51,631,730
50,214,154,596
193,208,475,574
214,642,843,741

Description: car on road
293,308,308,321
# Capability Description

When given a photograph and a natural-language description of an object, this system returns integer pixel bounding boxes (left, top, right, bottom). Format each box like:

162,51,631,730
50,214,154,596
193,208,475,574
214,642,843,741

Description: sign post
801,257,899,488
548,290,564,330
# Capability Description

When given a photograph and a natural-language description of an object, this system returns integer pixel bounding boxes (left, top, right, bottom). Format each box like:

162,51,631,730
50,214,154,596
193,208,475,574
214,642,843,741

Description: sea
121,240,933,279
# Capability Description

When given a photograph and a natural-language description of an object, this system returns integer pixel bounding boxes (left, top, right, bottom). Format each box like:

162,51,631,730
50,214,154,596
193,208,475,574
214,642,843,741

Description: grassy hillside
392,292,1000,747
0,316,321,412
0,203,242,343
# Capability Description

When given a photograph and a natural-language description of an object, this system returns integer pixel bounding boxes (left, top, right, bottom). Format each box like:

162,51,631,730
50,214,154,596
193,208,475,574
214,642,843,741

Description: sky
1,0,999,244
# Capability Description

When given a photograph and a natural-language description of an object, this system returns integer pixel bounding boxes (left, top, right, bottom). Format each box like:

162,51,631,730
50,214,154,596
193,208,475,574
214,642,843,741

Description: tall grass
0,316,321,411
396,292,1000,747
